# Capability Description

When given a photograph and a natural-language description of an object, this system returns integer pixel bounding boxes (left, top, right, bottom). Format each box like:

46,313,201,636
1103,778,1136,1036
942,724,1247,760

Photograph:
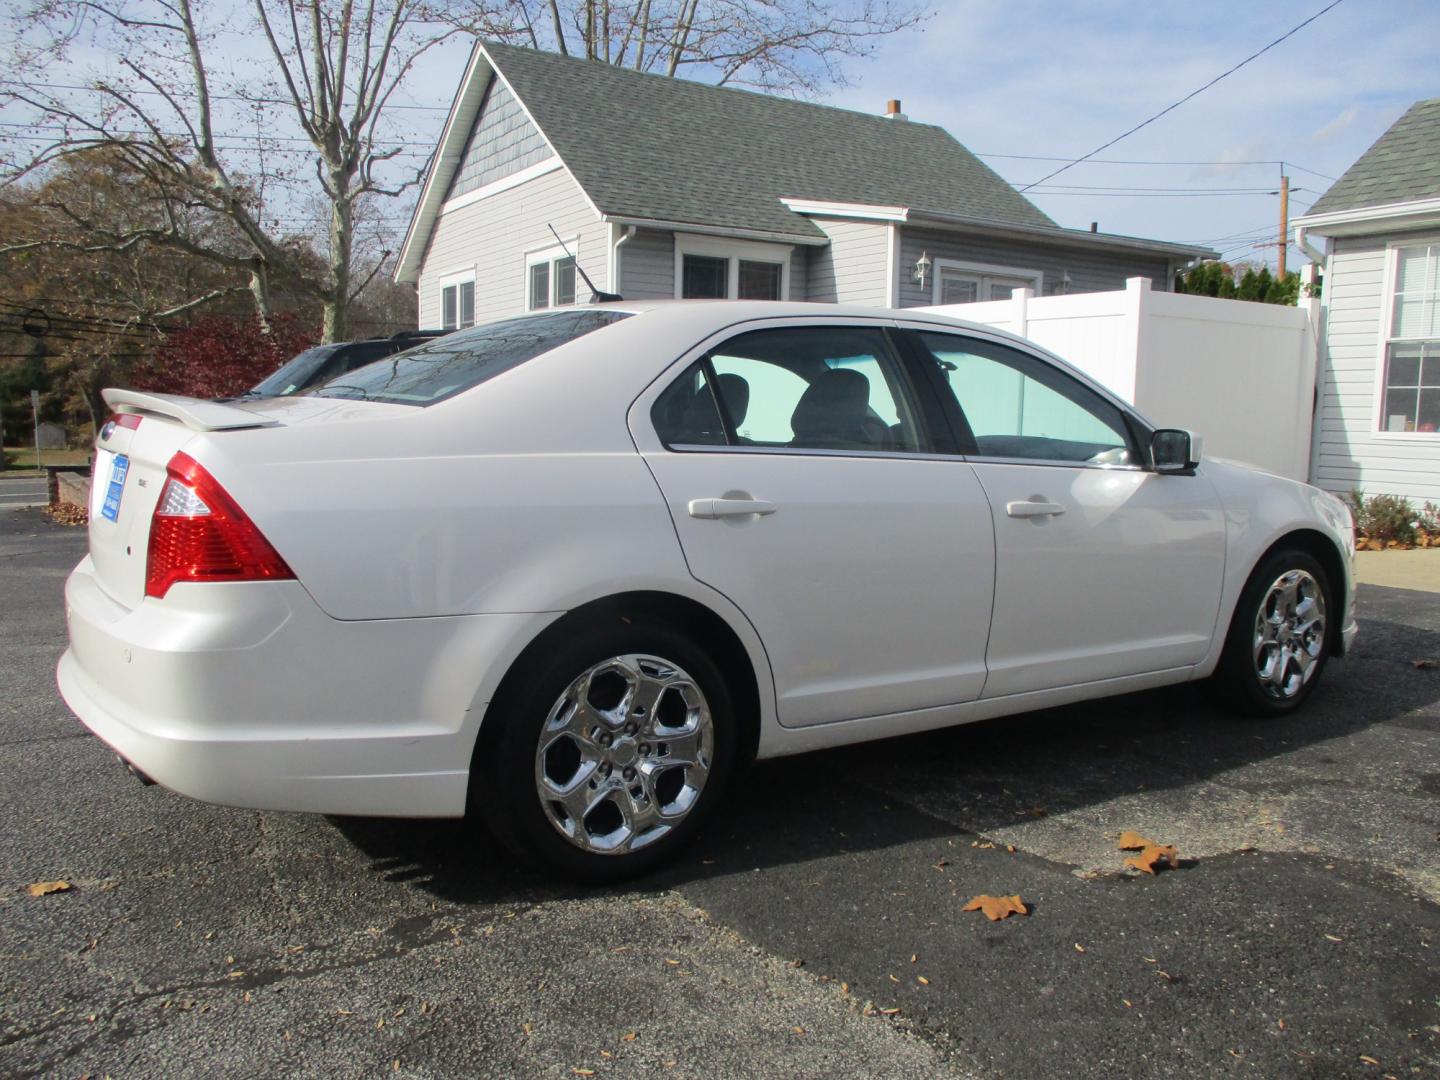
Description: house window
527,242,580,311
933,259,1042,304
440,277,475,330
1382,243,1440,433
675,234,791,300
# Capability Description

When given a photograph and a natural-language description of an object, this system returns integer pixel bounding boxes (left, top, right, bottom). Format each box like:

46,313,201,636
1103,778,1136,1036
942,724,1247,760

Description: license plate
100,454,129,523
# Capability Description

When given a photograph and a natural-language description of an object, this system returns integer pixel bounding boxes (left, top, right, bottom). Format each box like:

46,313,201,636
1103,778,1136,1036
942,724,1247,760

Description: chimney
884,99,907,121
1089,222,1098,233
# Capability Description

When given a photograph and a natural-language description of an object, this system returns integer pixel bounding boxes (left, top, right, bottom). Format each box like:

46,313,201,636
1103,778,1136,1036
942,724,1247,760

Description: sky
388,0,1440,270
5,0,1437,272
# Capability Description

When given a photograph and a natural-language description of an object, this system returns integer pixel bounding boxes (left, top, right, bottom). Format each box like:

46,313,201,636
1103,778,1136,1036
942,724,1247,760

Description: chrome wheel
1252,569,1327,700
534,654,714,855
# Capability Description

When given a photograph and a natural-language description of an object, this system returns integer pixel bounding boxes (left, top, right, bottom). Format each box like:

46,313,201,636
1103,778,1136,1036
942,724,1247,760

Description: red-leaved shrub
131,312,318,399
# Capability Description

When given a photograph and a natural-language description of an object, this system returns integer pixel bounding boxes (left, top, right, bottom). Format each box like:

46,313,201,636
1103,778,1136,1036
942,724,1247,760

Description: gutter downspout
1294,224,1326,267
610,225,637,296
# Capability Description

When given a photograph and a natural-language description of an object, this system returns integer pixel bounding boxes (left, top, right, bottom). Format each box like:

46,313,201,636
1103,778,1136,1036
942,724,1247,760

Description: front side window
1382,244,1440,433
441,279,476,330
652,326,924,453
914,331,1134,465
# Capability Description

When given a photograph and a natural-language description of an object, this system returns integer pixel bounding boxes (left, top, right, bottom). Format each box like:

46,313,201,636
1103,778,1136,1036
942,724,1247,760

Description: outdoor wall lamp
913,250,930,289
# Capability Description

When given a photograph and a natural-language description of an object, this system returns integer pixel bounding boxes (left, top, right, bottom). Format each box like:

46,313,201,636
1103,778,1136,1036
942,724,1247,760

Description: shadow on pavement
331,608,1440,905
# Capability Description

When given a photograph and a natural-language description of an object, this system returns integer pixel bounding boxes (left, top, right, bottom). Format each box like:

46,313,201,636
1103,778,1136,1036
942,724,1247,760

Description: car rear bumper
57,556,553,817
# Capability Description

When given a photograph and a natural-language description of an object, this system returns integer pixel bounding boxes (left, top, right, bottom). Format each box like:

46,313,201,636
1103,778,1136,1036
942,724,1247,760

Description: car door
902,326,1227,698
632,320,996,729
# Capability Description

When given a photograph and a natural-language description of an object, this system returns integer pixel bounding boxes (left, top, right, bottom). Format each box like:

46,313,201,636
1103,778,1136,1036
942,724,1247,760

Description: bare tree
2,0,488,341
523,0,929,94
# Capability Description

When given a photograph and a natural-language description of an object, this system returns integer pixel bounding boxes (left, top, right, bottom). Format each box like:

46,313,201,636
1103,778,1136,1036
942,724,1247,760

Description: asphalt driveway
3,509,1437,1078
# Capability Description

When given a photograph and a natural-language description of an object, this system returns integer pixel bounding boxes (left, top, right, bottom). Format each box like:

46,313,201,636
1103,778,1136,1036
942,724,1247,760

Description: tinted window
312,310,632,406
250,344,343,397
914,331,1134,464
652,326,925,453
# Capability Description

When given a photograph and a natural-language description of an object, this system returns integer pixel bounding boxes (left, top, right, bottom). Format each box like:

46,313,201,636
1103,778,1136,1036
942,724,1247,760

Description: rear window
311,310,633,405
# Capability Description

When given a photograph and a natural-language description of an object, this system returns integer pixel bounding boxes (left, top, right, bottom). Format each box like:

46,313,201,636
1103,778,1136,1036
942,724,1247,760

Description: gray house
396,41,1210,328
1294,98,1440,504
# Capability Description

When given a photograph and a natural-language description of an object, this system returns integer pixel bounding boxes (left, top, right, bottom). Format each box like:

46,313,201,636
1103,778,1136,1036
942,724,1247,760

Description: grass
2,447,92,472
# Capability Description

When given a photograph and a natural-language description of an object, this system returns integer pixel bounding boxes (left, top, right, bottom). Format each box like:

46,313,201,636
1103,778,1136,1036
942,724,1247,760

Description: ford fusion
58,302,1357,880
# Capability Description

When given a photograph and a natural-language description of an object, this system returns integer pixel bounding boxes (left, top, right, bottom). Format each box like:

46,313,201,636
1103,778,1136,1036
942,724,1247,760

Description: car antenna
548,224,623,303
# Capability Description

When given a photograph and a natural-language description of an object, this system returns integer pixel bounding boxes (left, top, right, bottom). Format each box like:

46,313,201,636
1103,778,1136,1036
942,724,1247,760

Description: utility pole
1278,173,1290,278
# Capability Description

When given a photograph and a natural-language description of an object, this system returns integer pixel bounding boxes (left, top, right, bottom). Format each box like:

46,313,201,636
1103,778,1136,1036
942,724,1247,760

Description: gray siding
895,226,1172,307
1313,230,1440,503
806,219,890,305
418,166,606,325
617,229,674,299
446,78,552,201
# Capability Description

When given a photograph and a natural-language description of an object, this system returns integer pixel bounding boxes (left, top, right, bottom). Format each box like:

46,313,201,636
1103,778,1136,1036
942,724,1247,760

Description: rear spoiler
102,388,279,432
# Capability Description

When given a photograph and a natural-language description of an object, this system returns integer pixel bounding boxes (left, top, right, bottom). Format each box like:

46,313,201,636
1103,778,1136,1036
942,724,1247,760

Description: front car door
900,326,1227,698
631,319,996,728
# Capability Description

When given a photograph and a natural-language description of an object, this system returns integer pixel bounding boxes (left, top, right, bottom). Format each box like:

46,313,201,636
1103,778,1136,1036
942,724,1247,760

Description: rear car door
901,327,1227,698
632,319,996,729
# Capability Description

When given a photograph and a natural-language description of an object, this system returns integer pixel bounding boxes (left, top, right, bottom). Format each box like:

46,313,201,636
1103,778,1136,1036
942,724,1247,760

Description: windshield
249,345,343,398
310,310,633,406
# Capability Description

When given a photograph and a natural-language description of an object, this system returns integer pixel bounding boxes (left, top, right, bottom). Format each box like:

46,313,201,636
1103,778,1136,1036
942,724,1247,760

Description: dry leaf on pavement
1117,831,1153,851
1124,845,1180,874
962,894,1028,920
27,880,72,896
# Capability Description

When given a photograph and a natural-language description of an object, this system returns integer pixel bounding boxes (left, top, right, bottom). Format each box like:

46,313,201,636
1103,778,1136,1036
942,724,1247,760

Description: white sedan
59,301,1357,879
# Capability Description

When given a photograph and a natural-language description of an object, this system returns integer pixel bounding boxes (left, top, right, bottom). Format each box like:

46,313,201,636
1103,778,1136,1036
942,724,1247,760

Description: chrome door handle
1006,500,1065,518
688,498,777,519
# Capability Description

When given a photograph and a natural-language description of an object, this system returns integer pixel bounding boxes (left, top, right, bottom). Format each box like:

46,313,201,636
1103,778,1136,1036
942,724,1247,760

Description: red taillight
145,452,294,599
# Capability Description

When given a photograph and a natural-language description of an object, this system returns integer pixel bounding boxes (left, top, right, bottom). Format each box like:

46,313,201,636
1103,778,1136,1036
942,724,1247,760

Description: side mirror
1152,429,1203,473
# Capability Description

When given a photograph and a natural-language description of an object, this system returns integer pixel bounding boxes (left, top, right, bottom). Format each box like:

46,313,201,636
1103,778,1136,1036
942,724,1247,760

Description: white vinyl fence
921,275,1321,481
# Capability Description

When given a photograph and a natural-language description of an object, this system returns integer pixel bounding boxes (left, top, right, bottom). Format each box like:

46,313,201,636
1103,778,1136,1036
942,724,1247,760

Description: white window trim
438,267,477,329
525,238,580,310
674,232,792,300
930,258,1043,304
1370,234,1440,442
440,157,563,216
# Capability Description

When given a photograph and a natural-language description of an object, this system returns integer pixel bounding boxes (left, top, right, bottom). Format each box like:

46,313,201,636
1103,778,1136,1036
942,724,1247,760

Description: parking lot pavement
3,507,1438,1079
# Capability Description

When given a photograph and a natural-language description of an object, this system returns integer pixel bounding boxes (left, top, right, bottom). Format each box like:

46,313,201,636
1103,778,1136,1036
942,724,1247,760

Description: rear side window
313,310,632,405
651,325,926,453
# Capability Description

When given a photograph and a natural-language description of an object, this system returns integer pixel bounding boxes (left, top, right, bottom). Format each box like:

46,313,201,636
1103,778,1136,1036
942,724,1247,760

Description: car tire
1214,548,1333,717
473,614,737,882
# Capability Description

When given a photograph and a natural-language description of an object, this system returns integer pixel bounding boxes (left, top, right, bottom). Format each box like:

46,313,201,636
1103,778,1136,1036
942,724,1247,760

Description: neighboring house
396,41,1210,328
1294,98,1440,505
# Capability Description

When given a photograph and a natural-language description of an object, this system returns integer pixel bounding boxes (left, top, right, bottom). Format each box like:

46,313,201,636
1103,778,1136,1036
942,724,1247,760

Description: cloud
1310,107,1359,145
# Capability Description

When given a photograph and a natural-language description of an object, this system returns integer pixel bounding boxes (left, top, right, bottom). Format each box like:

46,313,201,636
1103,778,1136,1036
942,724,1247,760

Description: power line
1018,0,1347,192
0,79,448,111
978,152,1336,181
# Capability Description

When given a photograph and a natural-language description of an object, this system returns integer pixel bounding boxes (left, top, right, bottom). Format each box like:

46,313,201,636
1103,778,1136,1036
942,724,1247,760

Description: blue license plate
100,454,129,523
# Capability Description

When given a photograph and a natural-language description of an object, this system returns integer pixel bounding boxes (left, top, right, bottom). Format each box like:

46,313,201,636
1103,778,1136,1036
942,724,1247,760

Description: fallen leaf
1359,1055,1380,1066
664,959,681,966
917,976,930,985
791,1026,805,1035
1413,660,1437,669
1118,831,1153,851
1324,934,1343,942
27,880,72,897
1124,845,1181,874
880,1007,901,1016
962,894,1029,920
621,1032,637,1042
1074,943,1086,953
840,982,850,994
1122,999,1132,1008
790,958,804,968
1006,845,1016,854
572,1070,595,1077
600,1051,613,1059
1277,1019,1285,1030
888,974,900,983
910,954,918,964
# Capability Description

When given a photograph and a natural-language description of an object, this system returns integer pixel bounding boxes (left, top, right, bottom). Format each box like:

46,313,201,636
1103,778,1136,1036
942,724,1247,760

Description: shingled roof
481,41,1054,240
1307,98,1440,216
